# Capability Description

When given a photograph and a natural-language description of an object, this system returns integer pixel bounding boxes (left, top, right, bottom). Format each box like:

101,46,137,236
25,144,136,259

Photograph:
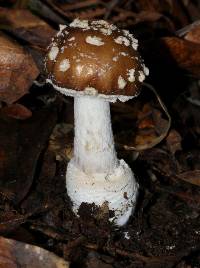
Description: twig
104,0,121,20
84,243,180,263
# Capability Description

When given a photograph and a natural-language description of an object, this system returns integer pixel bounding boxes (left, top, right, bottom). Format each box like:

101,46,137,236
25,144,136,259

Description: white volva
66,96,138,226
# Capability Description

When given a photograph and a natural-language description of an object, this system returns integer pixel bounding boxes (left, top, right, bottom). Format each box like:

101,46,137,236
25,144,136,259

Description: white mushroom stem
74,96,118,174
66,95,139,226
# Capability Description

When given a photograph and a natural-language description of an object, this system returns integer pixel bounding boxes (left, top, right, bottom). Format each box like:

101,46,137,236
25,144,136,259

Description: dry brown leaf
0,211,29,234
166,129,182,155
0,104,58,204
115,83,171,151
0,236,69,268
0,8,55,49
112,8,164,25
46,0,105,20
0,32,39,104
49,123,74,161
58,0,101,11
177,21,200,44
177,170,200,187
170,0,190,26
184,23,200,44
0,103,32,120
160,37,200,77
183,1,200,22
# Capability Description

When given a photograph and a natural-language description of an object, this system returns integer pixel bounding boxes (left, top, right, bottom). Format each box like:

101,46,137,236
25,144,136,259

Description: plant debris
0,32,39,104
0,236,69,268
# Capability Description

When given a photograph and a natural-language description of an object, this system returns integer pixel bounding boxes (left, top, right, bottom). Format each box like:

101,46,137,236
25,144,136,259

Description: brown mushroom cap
45,19,148,98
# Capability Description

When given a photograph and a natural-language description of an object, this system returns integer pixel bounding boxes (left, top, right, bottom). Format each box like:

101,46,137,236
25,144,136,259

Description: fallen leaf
159,37,200,77
177,170,200,187
182,1,200,22
49,123,74,161
166,129,182,155
20,149,58,214
0,8,56,49
115,83,171,151
184,23,200,44
0,211,29,234
177,20,200,45
0,103,32,120
85,251,113,268
0,32,39,104
29,0,67,25
0,103,58,204
140,148,178,177
112,9,164,25
45,0,106,20
172,91,200,138
0,236,69,268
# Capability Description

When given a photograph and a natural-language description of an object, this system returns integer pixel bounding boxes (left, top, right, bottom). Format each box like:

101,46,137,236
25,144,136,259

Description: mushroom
45,19,149,226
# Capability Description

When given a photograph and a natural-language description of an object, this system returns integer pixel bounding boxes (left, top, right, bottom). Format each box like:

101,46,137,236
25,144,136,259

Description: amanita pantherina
45,19,149,226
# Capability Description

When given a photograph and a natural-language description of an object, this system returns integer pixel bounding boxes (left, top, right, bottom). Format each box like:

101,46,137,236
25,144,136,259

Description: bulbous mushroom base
66,159,139,226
